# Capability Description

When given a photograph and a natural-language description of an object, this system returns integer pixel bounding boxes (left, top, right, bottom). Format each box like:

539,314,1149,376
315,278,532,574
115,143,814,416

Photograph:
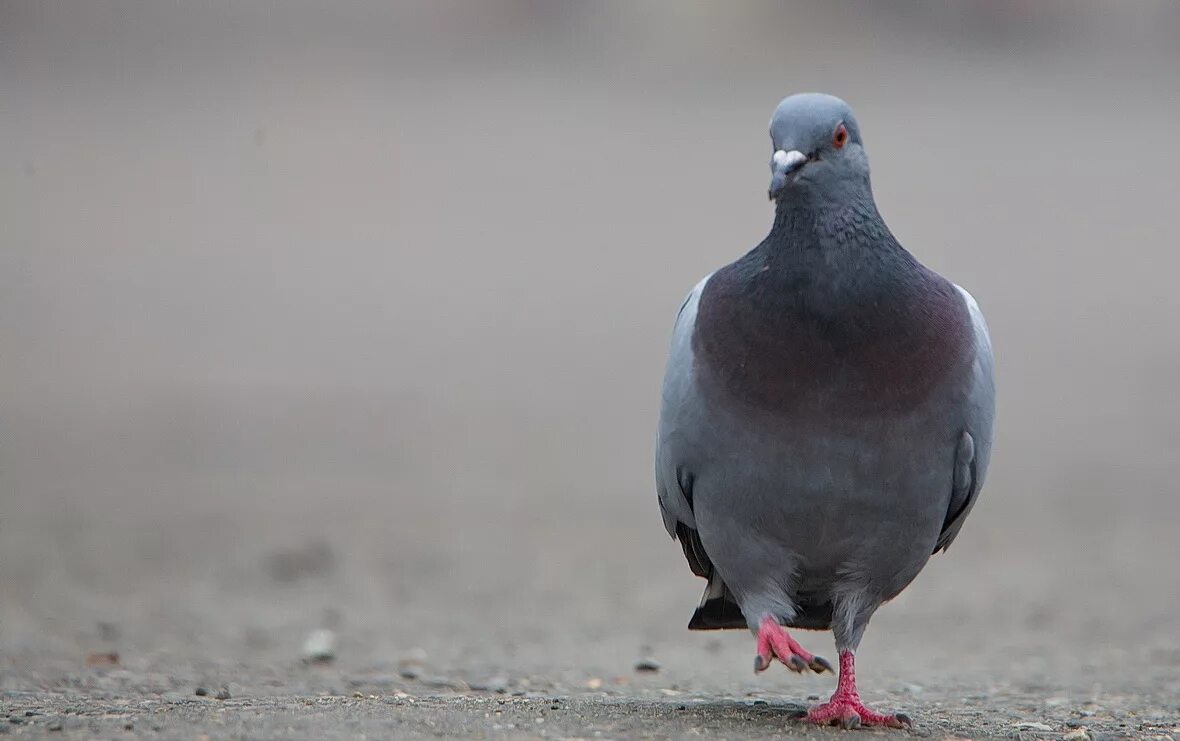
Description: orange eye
833,123,848,149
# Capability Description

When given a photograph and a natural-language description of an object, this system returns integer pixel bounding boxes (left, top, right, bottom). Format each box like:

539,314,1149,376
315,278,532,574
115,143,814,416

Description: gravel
1,690,1176,740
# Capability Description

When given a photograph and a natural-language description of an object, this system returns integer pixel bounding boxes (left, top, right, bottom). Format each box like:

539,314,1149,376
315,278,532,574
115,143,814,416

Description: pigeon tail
687,570,745,630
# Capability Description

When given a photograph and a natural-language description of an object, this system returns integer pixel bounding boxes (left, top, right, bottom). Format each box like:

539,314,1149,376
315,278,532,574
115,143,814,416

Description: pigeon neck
768,192,887,250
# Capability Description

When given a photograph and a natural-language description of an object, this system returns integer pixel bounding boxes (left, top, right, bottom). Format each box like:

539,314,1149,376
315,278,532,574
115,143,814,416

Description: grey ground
3,2,1180,739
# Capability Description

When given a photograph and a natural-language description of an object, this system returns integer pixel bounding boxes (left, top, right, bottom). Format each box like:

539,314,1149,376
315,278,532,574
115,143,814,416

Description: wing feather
933,285,995,553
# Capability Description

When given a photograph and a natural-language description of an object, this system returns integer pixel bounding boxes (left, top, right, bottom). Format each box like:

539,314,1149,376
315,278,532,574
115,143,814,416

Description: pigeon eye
833,123,848,149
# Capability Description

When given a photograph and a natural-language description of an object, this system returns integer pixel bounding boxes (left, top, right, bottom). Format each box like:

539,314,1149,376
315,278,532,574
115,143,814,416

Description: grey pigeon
655,93,994,729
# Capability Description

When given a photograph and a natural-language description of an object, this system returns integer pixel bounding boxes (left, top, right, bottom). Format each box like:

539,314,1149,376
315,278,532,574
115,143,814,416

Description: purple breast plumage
692,245,973,418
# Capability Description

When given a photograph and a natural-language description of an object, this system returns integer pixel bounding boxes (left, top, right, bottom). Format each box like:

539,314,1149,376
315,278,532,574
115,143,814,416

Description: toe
809,655,833,674
893,712,912,729
753,654,771,673
785,654,808,673
840,712,862,730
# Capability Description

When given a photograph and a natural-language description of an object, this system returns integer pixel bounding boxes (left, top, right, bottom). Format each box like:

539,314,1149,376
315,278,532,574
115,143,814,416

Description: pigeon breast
692,231,973,421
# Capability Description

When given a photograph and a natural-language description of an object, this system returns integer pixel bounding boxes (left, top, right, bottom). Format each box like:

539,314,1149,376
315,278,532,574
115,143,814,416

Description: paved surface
3,3,1180,738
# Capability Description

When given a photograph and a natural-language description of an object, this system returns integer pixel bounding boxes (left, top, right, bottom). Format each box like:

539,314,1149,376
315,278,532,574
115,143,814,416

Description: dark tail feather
688,573,747,630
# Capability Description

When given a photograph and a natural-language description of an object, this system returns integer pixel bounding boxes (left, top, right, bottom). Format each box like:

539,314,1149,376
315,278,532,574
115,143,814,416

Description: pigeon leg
798,650,911,729
754,616,832,674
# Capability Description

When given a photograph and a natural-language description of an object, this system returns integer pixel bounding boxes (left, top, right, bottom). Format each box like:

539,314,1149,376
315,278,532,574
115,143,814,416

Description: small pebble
469,675,509,693
1063,730,1090,740
399,667,421,680
1012,722,1053,731
194,687,209,697
302,629,338,664
214,687,231,701
585,678,603,690
47,720,63,732
634,658,662,673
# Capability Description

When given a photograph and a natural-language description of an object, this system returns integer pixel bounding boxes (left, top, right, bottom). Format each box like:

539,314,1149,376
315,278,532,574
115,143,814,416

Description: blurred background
3,0,1179,699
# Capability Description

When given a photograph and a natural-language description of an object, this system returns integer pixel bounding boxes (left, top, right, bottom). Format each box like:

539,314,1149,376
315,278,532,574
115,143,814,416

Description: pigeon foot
799,697,910,729
795,650,911,729
754,616,832,674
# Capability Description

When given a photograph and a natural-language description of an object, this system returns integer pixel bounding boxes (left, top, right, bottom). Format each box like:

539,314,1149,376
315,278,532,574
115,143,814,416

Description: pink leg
799,650,911,729
753,616,833,674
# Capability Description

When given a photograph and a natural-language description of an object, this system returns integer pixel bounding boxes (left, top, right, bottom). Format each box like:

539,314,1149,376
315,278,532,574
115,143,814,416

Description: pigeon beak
769,149,808,199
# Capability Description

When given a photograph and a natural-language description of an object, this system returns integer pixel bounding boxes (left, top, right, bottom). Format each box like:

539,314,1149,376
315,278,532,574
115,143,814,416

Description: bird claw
809,655,834,674
755,650,816,674
786,654,808,673
839,712,861,730
800,699,911,729
754,616,827,676
793,650,912,729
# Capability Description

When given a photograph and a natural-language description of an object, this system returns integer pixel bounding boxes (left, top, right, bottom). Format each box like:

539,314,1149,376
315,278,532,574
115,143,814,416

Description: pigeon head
767,93,871,206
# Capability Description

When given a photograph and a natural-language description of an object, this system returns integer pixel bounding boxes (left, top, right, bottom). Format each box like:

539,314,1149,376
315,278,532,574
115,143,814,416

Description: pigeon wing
655,275,710,543
655,275,747,629
934,285,996,554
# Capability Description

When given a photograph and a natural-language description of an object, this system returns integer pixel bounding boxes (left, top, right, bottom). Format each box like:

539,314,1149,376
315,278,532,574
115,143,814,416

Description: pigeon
655,93,994,729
